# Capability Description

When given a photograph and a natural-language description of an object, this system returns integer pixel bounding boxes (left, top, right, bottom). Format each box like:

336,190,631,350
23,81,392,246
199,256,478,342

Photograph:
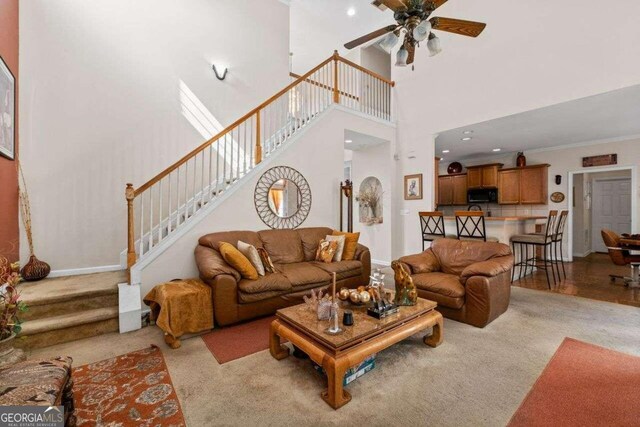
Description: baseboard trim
48,264,123,278
372,259,391,267
572,250,592,258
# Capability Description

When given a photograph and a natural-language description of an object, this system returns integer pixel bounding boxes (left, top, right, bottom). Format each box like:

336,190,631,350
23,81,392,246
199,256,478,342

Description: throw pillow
332,231,360,260
325,234,346,262
315,239,339,264
219,242,259,280
257,247,277,274
237,240,265,276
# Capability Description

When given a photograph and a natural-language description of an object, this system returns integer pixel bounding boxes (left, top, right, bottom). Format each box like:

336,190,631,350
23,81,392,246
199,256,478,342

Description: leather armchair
396,238,513,328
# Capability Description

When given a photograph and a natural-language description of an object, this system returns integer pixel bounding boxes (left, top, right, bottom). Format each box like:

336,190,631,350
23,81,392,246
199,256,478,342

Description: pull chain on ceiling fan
344,0,486,68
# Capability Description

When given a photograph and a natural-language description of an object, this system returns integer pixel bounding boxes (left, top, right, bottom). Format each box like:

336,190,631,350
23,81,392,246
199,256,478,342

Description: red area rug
508,337,640,426
201,315,276,364
73,345,185,426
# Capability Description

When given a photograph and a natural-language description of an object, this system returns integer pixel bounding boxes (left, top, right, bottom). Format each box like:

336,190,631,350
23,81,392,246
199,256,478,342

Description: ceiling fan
344,0,486,67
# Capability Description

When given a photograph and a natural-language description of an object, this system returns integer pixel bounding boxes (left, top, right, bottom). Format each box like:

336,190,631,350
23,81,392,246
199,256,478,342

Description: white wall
138,106,396,295
392,0,640,255
349,140,395,265
19,0,291,271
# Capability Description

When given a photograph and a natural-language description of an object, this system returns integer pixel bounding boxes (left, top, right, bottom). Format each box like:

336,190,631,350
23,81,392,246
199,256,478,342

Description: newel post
126,183,136,277
332,50,340,104
255,109,262,164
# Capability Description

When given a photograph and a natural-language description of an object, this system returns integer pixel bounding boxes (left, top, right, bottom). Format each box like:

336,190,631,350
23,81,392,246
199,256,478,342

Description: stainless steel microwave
467,188,498,203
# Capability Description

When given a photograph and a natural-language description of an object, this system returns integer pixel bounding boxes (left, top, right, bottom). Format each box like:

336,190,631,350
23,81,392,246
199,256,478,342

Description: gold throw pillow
315,239,339,264
332,231,360,260
219,242,259,280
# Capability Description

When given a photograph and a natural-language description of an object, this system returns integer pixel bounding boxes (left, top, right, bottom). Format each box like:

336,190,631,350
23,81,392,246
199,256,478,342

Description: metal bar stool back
553,210,569,279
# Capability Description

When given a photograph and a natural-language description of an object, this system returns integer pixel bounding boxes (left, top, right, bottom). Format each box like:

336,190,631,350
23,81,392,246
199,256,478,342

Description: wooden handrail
336,56,395,87
289,72,360,101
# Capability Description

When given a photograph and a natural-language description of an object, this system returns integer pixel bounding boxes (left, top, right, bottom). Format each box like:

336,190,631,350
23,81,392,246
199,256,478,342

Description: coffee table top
276,298,437,352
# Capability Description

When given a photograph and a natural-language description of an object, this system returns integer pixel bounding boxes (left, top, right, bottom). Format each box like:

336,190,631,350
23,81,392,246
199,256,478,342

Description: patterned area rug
73,345,185,426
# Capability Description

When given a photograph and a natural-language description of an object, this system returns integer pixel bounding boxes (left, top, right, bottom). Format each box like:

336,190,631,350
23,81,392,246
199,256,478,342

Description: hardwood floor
512,253,640,308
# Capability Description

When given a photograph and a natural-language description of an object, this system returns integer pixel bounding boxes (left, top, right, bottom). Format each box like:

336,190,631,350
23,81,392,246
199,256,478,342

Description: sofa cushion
315,239,339,263
237,273,292,294
312,260,362,280
237,288,290,304
297,227,333,261
431,238,512,276
412,272,465,298
276,262,332,288
219,242,259,280
332,231,360,260
259,229,305,264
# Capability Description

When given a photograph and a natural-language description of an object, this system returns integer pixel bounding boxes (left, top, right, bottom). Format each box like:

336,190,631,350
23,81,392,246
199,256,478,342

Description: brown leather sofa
396,238,513,328
195,227,371,326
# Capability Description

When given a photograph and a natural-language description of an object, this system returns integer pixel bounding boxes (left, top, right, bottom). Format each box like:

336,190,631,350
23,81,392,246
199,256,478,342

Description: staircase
17,271,123,349
124,52,394,279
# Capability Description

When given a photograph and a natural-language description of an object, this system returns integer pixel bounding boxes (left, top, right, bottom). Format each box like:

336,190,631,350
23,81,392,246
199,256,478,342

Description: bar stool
455,211,499,242
552,210,569,280
510,210,558,288
419,211,455,250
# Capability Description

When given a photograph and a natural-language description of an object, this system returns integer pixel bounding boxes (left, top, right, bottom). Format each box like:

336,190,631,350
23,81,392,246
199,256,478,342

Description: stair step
20,270,123,306
16,307,119,350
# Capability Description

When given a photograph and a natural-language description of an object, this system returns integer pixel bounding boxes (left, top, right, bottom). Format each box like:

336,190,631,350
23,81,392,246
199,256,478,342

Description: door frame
567,165,638,262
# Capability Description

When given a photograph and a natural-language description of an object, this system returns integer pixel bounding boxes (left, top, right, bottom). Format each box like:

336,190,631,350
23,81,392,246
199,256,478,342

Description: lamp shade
413,20,432,42
427,34,442,56
379,32,399,52
395,47,408,67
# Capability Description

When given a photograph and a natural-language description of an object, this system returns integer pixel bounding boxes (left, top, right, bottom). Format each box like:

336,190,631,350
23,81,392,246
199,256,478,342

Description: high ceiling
435,84,640,162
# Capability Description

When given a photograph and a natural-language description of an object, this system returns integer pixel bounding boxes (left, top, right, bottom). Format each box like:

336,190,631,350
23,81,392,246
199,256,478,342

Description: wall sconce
555,175,562,185
212,64,228,81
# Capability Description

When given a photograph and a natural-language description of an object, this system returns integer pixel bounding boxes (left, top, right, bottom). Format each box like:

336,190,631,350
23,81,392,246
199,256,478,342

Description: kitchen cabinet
466,164,502,189
438,174,467,206
498,165,549,205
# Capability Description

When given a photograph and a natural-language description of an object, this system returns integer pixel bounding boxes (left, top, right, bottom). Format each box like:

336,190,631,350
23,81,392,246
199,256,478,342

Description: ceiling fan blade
375,0,409,12
423,0,448,11
430,17,487,37
344,25,398,49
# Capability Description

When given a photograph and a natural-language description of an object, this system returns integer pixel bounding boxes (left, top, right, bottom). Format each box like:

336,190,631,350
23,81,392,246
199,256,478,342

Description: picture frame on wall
0,55,15,160
404,174,423,200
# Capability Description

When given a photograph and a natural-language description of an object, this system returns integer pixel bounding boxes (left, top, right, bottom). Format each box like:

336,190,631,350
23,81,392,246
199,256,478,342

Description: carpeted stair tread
20,271,123,306
19,307,119,336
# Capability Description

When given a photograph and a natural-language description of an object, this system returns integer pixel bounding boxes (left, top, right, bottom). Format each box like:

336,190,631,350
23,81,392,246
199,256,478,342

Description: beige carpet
29,287,640,426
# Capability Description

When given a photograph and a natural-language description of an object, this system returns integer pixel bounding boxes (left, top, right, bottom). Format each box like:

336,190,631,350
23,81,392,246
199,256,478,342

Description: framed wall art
0,55,15,160
404,174,423,200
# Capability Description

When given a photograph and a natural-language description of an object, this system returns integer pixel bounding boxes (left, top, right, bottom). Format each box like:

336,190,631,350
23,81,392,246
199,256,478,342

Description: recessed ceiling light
345,139,353,143
461,137,472,141
442,150,450,153
347,7,356,16
463,130,473,135
492,148,502,152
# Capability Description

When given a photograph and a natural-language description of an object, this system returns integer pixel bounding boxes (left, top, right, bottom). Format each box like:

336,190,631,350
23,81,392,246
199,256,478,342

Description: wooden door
438,176,453,205
591,178,632,252
451,175,468,205
520,166,548,204
467,168,482,189
482,166,499,188
498,170,520,204
434,158,440,207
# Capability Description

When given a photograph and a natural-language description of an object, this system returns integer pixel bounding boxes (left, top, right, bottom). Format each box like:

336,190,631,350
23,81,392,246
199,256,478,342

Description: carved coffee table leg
269,320,290,360
424,311,444,348
321,356,352,409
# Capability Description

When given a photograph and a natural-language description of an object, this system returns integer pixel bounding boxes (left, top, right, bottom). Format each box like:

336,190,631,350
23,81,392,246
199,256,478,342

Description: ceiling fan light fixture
379,32,399,52
395,47,409,67
427,33,442,56
413,20,432,42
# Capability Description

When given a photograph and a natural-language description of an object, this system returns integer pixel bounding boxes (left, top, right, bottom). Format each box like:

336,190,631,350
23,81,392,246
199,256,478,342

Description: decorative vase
516,152,527,168
0,333,25,369
21,255,50,281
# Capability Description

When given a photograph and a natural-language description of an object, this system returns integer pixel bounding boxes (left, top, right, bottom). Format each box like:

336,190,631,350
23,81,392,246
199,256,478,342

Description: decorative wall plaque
582,154,617,167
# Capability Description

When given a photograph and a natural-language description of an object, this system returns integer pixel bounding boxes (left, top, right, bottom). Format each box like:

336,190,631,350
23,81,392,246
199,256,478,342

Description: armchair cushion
460,255,514,284
412,272,465,298
398,250,440,274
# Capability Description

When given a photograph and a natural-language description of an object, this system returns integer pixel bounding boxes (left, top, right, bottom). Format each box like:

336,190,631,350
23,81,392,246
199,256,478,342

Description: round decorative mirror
255,166,311,229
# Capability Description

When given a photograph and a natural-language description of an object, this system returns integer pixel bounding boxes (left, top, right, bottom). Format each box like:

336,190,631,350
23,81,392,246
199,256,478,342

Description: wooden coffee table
269,298,443,409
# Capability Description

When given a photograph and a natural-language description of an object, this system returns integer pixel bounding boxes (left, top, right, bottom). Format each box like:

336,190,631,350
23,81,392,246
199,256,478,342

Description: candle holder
325,302,343,335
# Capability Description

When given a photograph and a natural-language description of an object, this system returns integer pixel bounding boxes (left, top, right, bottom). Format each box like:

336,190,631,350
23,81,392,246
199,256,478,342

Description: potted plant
0,257,27,361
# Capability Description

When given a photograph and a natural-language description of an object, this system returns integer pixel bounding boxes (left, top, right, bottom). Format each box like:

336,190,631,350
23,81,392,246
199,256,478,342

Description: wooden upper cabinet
520,165,549,204
467,164,502,188
451,174,468,205
498,170,520,204
438,176,453,205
